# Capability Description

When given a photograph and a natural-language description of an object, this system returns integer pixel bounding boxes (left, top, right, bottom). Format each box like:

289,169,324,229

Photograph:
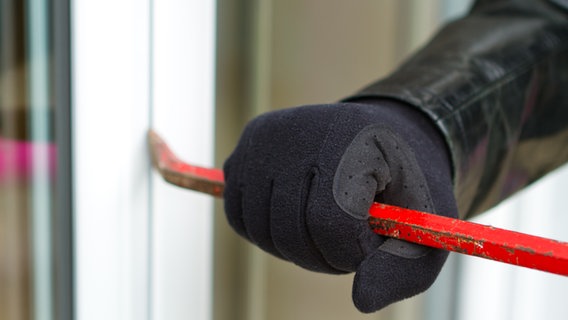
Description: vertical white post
151,1,216,319
73,0,215,318
72,0,151,319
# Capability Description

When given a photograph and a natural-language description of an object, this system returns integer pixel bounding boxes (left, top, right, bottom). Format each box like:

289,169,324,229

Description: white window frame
72,1,216,319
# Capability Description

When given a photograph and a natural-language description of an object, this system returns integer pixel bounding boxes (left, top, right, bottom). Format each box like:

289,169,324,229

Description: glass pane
0,0,71,319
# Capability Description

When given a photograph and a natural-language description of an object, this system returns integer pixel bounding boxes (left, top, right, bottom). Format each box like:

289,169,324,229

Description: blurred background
1,0,567,319
214,0,568,319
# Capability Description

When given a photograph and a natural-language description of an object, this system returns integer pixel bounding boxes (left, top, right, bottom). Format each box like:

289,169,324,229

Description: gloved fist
223,100,457,312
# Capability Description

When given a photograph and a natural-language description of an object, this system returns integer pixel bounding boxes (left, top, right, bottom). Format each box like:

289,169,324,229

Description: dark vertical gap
52,0,73,319
213,0,252,319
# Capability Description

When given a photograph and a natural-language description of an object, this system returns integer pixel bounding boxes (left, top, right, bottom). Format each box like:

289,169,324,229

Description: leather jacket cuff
343,0,568,219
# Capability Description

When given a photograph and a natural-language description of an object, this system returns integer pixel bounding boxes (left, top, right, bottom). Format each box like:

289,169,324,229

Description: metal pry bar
368,203,568,276
148,129,224,197
148,129,568,276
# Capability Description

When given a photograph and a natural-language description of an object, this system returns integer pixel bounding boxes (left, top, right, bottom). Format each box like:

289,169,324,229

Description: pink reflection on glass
0,137,57,182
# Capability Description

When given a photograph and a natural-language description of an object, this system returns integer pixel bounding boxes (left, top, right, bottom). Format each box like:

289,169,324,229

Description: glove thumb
352,239,449,313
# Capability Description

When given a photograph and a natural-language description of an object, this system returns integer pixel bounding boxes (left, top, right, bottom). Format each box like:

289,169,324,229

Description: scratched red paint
149,129,568,276
368,203,568,276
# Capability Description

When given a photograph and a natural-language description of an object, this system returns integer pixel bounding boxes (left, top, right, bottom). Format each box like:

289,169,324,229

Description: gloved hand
223,99,457,312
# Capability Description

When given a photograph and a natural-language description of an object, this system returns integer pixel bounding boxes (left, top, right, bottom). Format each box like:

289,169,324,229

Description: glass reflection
1,0,57,319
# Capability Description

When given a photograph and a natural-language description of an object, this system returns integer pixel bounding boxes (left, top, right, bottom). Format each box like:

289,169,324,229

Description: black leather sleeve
343,0,568,219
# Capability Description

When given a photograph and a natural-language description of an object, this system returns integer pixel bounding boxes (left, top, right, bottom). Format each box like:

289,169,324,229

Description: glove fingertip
352,260,397,313
352,248,448,313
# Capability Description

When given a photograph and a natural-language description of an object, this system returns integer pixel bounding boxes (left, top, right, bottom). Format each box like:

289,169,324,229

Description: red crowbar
148,129,568,276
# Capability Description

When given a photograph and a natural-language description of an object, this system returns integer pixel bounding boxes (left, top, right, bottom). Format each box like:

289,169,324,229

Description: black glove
223,99,457,312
